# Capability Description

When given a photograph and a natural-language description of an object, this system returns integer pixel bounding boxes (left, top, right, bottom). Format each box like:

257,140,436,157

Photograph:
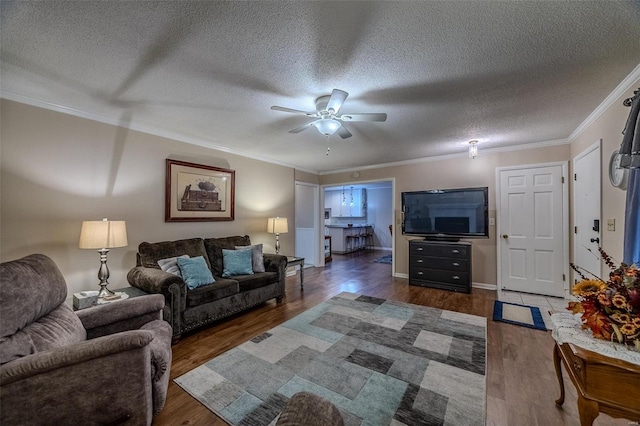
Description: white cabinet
325,189,366,217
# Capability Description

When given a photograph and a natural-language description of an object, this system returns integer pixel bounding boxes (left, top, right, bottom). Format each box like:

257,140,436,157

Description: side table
286,256,305,288
72,286,149,311
550,312,640,426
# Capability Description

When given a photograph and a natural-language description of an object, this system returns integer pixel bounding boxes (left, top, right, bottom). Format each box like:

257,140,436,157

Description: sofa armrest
263,253,287,295
76,294,165,338
263,253,287,273
127,266,185,295
127,267,185,339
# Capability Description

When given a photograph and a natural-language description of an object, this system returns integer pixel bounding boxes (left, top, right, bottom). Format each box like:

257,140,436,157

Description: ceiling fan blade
336,125,352,139
326,89,349,114
340,113,387,122
271,106,315,116
289,120,318,134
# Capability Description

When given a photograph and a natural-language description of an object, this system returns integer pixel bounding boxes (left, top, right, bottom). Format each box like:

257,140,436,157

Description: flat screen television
401,187,489,240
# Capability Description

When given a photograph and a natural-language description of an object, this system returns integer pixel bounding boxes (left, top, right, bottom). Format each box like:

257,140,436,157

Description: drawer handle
417,259,423,263
452,262,459,266
417,247,423,251
572,361,581,372
452,249,460,254
452,276,460,280
417,271,424,275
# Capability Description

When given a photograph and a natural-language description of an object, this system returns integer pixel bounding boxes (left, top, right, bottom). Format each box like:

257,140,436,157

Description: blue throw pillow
222,248,254,277
235,243,265,273
177,256,215,290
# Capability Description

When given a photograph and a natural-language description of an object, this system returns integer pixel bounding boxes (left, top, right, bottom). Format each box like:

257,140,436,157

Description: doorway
496,162,570,297
322,180,394,267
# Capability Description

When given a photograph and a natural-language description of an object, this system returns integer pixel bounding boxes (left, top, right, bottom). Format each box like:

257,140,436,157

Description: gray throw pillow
235,243,265,273
157,254,189,277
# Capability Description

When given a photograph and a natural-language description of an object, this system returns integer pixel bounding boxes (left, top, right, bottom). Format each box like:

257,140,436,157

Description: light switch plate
607,219,615,231
489,218,495,226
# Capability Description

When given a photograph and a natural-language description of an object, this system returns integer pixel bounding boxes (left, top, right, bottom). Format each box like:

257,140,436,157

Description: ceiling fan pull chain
326,135,331,156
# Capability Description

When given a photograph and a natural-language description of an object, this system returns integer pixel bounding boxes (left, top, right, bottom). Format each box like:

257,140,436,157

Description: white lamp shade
267,217,288,234
79,219,128,249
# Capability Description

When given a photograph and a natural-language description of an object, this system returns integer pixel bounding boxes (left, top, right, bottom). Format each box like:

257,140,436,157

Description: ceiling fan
271,89,387,139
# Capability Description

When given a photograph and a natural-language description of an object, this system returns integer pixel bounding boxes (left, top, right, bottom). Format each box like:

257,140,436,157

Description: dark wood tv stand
408,239,472,293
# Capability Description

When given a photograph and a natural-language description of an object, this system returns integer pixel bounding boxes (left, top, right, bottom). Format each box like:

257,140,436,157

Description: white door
497,163,569,297
295,182,319,266
573,141,602,284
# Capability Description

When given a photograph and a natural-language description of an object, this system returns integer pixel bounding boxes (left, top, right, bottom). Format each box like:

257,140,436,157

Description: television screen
401,187,489,239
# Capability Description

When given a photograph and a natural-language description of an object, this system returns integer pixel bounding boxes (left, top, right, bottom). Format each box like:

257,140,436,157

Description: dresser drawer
410,243,469,259
410,256,469,272
410,267,469,285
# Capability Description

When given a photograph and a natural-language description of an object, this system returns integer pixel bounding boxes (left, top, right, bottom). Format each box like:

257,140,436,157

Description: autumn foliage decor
569,248,640,351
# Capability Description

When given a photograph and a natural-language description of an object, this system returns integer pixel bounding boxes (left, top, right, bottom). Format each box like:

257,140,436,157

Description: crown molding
0,90,317,174
568,62,640,142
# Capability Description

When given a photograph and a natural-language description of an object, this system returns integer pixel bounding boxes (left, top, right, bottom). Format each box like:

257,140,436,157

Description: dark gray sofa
127,235,287,341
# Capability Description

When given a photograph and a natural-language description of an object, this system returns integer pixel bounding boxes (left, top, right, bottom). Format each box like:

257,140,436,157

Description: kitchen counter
327,225,374,253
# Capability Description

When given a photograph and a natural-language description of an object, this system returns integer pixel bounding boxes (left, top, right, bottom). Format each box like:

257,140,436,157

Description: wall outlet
607,218,615,231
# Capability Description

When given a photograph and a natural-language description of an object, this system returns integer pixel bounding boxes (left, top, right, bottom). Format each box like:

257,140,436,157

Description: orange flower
620,323,638,336
572,279,607,297
612,294,628,309
610,312,631,323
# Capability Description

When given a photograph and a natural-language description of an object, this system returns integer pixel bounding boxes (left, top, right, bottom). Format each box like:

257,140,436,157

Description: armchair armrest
77,294,165,338
0,330,154,385
0,331,158,425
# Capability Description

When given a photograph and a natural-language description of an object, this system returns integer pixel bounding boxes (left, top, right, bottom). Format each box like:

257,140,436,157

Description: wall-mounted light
469,140,479,159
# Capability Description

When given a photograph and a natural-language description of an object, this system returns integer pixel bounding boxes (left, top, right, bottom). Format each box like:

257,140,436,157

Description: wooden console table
553,342,640,425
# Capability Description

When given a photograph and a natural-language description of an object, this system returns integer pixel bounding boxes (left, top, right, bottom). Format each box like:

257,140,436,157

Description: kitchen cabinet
325,189,366,218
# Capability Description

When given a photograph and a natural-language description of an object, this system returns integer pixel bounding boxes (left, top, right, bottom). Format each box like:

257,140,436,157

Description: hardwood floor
154,250,629,426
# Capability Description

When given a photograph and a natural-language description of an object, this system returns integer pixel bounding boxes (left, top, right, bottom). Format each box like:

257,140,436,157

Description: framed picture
165,159,235,222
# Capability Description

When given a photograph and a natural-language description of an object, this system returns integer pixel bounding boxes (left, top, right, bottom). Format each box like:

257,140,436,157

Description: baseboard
473,282,497,290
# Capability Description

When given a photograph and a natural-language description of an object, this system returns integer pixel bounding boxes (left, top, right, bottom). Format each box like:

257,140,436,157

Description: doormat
492,300,546,331
373,254,392,264
175,292,487,426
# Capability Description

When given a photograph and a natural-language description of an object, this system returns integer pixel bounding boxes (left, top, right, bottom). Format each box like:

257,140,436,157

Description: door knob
590,237,600,244
502,234,508,239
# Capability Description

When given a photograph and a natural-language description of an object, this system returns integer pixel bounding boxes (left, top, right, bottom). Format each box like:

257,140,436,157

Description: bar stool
364,226,374,250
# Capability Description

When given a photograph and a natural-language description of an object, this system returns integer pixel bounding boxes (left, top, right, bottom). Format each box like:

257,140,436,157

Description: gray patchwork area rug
175,292,487,426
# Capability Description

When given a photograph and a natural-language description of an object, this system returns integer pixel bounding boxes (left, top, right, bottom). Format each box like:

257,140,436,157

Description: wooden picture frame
165,159,235,222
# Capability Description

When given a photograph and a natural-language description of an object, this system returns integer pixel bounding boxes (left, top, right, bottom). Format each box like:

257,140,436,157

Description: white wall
1,100,296,295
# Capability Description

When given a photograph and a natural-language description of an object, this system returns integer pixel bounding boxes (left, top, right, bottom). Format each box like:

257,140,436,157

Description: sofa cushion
177,256,215,290
204,235,251,277
157,255,189,277
222,249,254,277
234,272,279,292
186,278,239,308
235,244,265,273
138,238,210,270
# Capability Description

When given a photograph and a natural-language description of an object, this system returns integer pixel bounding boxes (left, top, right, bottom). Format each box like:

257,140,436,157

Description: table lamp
267,217,288,254
79,218,128,299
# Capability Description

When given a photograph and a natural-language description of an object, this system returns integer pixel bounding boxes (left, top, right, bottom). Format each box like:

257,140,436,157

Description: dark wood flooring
154,250,629,426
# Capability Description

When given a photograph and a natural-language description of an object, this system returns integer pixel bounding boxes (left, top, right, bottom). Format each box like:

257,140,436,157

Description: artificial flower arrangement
568,247,640,351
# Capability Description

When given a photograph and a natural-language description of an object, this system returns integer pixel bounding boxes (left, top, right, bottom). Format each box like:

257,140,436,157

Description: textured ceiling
2,1,640,173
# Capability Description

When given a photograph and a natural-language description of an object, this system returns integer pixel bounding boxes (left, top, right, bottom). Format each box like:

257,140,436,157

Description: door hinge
563,274,566,281
562,176,565,183
574,226,577,234
574,173,577,181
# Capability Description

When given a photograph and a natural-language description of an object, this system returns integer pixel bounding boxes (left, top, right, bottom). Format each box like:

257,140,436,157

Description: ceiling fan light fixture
313,118,341,136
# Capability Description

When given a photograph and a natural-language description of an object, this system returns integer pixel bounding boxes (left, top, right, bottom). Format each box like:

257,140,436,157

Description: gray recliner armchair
0,254,172,426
